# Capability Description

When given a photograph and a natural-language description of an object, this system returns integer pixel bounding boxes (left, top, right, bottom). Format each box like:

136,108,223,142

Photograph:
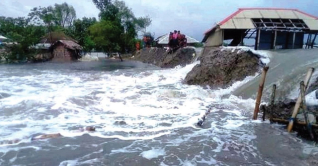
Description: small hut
50,40,82,61
34,31,82,61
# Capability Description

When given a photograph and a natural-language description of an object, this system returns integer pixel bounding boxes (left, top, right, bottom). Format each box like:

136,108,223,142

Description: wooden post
273,31,277,49
300,81,315,140
292,32,296,49
269,84,276,122
257,29,261,50
311,33,317,49
287,68,315,132
261,105,266,121
253,66,269,120
222,30,224,46
305,34,310,49
300,81,309,124
307,34,312,49
285,32,290,49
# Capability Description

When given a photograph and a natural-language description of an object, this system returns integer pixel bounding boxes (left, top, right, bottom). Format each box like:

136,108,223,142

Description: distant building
202,8,318,52
155,34,200,47
50,40,82,61
34,32,82,61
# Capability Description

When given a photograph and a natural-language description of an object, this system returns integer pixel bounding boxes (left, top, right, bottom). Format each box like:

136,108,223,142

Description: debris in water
197,107,212,127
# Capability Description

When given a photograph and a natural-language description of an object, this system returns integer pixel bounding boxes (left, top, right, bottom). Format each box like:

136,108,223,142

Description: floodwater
1,49,318,166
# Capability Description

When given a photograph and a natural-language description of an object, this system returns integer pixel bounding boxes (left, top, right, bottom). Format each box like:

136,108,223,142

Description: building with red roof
202,8,318,51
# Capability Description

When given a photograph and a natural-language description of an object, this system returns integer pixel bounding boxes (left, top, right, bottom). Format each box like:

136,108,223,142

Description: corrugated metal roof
232,9,317,20
275,10,297,19
232,18,255,29
294,11,315,20
259,10,278,18
155,34,200,44
303,20,318,30
209,8,318,31
220,20,236,29
234,10,262,18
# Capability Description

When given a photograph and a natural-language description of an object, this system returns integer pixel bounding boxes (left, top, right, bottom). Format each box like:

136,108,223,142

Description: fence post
253,66,270,120
287,68,315,132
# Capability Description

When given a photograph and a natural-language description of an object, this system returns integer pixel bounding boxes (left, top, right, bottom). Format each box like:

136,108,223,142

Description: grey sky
1,0,317,41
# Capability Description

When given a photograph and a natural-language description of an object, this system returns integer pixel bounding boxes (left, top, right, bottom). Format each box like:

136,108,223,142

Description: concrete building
202,8,318,51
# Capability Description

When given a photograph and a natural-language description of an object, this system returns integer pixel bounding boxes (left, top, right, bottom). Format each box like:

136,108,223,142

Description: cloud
1,0,318,41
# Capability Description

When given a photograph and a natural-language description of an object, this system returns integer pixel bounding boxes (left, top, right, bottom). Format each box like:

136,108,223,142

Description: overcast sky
1,0,318,41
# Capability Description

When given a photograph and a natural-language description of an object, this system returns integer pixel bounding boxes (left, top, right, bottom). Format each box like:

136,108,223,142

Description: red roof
204,8,318,35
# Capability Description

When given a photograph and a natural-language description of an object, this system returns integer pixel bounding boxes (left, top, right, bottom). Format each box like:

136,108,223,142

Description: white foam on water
140,148,166,160
305,90,318,106
221,46,272,65
79,54,99,61
0,58,267,165
59,160,78,166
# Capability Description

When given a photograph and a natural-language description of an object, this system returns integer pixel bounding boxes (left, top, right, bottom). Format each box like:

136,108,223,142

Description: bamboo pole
269,84,276,122
272,118,318,128
300,81,309,124
300,81,315,140
253,66,270,120
287,68,315,132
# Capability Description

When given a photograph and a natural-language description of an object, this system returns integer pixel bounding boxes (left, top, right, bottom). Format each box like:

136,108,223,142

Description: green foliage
28,3,76,28
1,1,152,63
91,0,152,53
0,16,46,62
89,20,123,52
70,17,97,52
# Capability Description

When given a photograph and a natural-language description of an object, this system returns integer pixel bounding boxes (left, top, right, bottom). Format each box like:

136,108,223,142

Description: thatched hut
50,40,82,61
40,31,76,44
34,31,82,61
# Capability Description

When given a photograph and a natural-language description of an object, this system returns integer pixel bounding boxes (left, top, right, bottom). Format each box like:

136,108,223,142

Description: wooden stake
253,66,270,120
269,84,276,122
300,81,315,140
287,68,315,132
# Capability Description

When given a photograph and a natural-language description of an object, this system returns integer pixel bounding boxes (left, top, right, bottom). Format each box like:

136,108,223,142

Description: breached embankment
133,47,196,68
184,47,269,89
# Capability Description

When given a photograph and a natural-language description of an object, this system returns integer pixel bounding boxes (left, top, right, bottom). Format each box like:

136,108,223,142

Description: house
50,40,82,61
34,32,82,61
202,8,318,52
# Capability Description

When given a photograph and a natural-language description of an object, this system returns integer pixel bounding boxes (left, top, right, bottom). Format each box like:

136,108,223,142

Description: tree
72,17,97,52
89,20,123,52
135,16,152,33
28,3,76,28
53,3,76,27
0,16,46,62
91,0,152,53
